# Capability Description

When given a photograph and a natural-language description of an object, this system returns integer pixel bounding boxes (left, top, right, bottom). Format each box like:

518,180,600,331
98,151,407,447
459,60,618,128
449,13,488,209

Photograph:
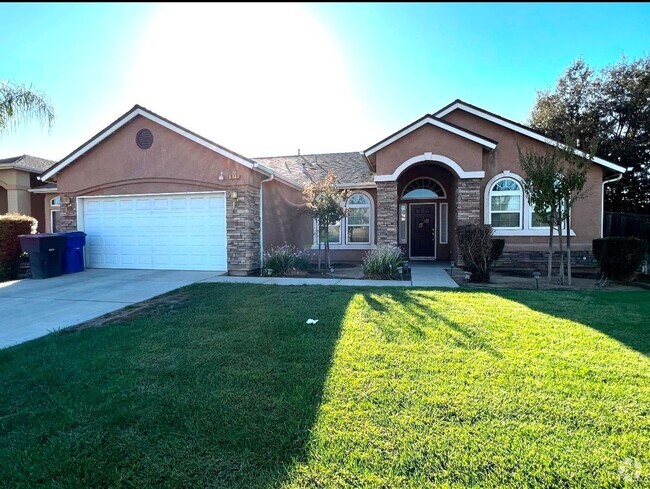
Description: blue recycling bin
58,231,87,274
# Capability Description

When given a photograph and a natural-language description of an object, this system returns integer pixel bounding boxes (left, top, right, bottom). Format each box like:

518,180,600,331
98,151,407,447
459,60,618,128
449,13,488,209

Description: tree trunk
557,221,564,285
566,211,572,286
547,227,554,284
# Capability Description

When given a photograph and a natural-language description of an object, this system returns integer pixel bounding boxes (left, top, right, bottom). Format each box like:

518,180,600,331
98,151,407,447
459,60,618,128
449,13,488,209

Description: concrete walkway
201,262,458,288
1,263,457,349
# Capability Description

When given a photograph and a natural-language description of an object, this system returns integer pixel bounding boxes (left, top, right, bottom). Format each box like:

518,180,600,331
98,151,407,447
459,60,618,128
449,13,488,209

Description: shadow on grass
485,288,650,356
0,284,350,488
361,289,502,357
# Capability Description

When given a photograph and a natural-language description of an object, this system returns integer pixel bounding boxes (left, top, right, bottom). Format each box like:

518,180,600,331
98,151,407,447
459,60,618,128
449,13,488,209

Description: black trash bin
58,231,87,274
19,234,67,279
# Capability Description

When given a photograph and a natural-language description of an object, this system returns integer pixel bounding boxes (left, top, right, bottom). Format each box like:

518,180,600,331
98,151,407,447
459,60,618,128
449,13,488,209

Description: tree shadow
485,288,650,356
360,289,502,358
0,283,349,488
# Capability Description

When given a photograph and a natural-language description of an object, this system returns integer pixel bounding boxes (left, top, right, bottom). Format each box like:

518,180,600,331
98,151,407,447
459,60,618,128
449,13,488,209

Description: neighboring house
0,155,57,232
39,101,625,275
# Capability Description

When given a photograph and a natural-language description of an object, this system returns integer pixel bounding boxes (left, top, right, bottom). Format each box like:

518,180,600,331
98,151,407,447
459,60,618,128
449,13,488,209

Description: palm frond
0,80,55,134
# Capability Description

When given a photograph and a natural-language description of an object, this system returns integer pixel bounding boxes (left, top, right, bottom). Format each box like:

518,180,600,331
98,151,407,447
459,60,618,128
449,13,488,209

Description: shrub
262,244,309,277
0,214,37,281
592,237,644,281
456,224,504,282
362,245,406,280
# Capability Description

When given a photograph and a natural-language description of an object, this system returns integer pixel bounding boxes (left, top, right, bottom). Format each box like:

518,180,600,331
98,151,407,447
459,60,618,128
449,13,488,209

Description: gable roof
253,152,374,187
0,155,56,173
363,114,498,157
434,99,626,173
39,105,301,189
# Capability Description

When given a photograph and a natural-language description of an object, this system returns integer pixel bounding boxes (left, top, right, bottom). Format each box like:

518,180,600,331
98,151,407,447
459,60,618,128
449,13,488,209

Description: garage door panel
81,193,227,271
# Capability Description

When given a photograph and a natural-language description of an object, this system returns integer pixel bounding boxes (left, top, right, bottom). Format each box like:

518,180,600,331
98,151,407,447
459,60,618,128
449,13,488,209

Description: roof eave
435,100,626,173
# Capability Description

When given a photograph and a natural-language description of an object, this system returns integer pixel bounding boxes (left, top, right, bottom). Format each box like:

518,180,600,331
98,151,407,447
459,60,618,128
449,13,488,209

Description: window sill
310,244,376,250
492,229,576,237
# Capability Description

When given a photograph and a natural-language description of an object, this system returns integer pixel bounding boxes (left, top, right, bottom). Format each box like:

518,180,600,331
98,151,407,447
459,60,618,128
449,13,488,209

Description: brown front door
410,204,436,258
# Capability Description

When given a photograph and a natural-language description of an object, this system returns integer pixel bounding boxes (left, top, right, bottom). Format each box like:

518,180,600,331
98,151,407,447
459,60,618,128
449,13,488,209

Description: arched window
346,193,371,244
489,178,522,228
402,178,445,199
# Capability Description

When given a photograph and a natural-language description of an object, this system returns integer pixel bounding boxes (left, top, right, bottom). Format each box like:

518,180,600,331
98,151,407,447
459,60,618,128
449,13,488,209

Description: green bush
0,214,37,281
456,224,504,283
592,237,644,281
262,244,309,277
362,245,406,280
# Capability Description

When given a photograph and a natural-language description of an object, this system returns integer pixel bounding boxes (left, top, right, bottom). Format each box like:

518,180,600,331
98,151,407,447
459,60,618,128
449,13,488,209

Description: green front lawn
1,285,648,488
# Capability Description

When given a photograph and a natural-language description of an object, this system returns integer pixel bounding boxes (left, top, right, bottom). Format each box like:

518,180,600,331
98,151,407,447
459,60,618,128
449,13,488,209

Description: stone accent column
59,196,78,232
456,178,481,225
376,181,398,245
227,185,261,275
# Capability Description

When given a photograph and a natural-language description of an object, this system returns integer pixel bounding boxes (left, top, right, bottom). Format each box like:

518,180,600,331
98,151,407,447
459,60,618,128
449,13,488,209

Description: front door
410,203,436,259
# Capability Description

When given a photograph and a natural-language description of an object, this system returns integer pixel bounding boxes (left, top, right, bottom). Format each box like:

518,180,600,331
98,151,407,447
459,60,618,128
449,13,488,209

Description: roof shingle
252,152,373,186
0,154,56,173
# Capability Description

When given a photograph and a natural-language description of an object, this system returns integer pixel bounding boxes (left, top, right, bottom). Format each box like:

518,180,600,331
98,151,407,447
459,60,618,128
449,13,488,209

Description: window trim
401,177,446,200
484,171,576,236
488,176,523,230
439,202,448,244
345,192,372,245
311,191,375,249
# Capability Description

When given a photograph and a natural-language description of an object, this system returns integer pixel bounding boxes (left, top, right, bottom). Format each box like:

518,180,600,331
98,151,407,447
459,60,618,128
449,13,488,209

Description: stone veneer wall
456,178,481,224
57,189,262,275
226,185,261,275
376,181,398,245
59,197,77,232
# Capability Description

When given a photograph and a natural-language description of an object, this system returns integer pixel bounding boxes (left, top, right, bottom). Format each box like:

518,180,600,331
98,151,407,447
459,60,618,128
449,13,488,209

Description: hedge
0,214,38,281
592,237,644,281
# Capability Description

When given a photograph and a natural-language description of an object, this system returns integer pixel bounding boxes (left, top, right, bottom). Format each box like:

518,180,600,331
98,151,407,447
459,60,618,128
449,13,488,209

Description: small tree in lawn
303,171,348,270
519,133,593,285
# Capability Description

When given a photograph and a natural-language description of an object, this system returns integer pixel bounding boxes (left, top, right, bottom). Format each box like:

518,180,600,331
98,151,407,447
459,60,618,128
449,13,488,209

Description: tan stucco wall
0,168,32,215
374,123,485,176
262,179,312,251
56,115,262,197
441,109,605,249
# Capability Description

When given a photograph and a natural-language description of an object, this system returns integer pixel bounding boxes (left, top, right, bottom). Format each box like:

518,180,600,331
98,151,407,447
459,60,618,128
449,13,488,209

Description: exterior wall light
219,171,225,181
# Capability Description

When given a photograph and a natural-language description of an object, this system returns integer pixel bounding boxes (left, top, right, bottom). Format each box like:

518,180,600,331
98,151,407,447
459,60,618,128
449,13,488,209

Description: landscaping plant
362,244,406,280
262,244,309,277
592,237,644,281
0,213,37,281
456,224,504,282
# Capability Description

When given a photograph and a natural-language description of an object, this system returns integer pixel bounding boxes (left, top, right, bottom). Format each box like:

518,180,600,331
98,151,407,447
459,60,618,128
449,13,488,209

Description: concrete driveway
0,269,225,349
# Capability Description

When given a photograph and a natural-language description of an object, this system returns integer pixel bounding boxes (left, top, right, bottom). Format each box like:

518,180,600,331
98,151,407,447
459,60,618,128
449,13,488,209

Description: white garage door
80,192,227,271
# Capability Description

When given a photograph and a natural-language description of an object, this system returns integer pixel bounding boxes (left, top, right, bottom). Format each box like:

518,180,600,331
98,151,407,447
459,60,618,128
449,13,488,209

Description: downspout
260,174,275,270
601,172,623,238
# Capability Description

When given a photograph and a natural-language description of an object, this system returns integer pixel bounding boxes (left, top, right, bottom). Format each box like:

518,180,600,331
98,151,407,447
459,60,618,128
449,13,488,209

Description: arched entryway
396,163,457,260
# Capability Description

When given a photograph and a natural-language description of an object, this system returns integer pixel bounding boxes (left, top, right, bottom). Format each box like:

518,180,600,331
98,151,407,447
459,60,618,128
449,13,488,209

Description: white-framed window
489,178,523,229
402,178,446,199
346,193,371,244
314,219,342,244
399,204,408,244
311,191,374,247
439,202,448,244
530,203,568,229
484,172,575,236
50,196,61,233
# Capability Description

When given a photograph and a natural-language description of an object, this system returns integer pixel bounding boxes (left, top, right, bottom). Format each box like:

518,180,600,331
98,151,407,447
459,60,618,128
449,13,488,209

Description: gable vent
136,129,154,149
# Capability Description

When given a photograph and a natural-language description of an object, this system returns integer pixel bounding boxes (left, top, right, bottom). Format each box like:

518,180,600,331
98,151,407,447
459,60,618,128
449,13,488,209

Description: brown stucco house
39,101,625,275
0,155,57,233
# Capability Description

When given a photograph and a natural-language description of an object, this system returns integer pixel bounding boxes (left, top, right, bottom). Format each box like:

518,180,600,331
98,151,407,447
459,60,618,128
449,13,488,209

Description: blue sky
2,2,649,161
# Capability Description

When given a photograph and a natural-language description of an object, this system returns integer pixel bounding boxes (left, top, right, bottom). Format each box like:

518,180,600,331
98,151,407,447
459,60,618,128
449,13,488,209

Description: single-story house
38,101,625,275
0,155,57,233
